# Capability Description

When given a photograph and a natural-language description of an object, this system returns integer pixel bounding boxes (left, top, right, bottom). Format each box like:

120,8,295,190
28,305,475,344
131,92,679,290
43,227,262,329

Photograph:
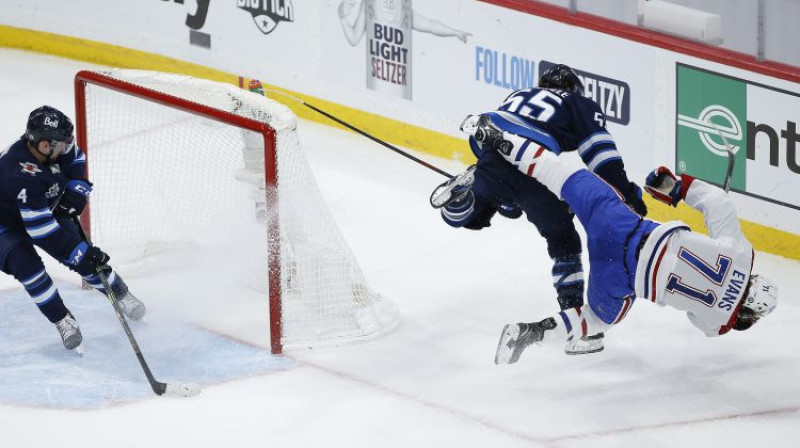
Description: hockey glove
441,187,479,228
644,166,684,207
430,165,476,209
625,183,648,216
72,242,111,276
55,179,92,218
449,185,473,206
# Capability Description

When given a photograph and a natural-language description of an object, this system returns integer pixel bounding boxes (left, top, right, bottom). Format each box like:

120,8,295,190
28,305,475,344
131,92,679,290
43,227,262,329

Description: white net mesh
80,69,398,349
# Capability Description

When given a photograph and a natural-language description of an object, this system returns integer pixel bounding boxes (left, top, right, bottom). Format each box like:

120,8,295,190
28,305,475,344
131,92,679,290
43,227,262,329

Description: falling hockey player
433,64,646,355
449,113,779,364
0,106,146,353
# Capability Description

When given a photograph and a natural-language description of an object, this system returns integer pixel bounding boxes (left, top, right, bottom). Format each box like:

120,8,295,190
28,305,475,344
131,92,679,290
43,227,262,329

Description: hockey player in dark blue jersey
0,106,145,352
433,64,646,355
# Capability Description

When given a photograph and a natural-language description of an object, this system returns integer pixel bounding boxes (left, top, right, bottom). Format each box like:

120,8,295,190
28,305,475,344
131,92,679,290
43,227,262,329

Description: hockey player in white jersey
456,116,780,364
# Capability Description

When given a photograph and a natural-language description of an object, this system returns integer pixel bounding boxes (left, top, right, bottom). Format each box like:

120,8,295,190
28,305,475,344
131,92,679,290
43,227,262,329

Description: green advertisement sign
676,64,747,190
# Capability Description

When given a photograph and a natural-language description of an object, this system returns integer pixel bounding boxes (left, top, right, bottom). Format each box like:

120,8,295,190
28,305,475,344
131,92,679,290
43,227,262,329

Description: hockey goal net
74,69,398,353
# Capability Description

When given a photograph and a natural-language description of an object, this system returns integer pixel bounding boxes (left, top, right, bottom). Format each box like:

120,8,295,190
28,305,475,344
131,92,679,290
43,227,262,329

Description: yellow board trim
0,25,467,163
644,197,800,259
2,25,799,259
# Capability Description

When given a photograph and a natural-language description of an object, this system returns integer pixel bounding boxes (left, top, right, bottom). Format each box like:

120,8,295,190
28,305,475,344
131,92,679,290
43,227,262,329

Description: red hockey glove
644,166,695,207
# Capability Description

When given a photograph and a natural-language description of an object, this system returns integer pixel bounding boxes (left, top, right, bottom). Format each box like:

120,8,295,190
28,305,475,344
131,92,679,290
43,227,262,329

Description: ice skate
564,333,604,355
495,318,556,364
461,114,512,153
117,291,146,321
55,313,83,351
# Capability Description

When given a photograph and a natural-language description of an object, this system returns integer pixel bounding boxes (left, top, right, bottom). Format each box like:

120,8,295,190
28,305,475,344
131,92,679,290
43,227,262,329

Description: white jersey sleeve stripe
26,220,60,239
586,150,621,172
20,208,53,221
576,131,614,156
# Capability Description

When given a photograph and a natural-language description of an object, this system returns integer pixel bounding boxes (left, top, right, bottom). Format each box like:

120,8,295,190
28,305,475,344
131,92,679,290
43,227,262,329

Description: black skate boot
494,317,557,364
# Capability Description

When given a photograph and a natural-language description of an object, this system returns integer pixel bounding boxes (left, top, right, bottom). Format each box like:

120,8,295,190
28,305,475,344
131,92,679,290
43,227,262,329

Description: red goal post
73,69,397,354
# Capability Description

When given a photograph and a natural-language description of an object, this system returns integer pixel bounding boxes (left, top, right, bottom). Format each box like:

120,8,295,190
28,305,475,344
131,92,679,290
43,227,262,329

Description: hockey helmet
743,275,778,317
26,105,75,159
538,64,584,96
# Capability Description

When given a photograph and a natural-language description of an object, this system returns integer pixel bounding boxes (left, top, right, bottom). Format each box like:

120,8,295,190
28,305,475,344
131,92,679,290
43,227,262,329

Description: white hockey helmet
743,275,778,318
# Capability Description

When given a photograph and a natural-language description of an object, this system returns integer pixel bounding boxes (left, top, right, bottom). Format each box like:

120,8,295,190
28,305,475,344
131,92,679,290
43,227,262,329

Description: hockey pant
528,152,655,325
0,227,128,323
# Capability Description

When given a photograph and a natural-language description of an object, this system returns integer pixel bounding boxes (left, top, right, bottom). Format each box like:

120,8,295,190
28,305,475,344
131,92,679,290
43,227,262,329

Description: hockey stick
709,121,736,193
73,217,200,398
263,90,472,207
723,146,735,193
263,90,454,179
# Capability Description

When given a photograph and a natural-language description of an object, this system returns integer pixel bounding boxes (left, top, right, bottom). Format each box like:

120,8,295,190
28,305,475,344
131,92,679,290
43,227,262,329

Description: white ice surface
0,49,799,447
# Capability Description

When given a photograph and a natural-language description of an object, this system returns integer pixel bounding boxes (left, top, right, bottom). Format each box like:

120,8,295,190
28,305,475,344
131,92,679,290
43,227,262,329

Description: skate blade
494,324,519,365
564,345,604,356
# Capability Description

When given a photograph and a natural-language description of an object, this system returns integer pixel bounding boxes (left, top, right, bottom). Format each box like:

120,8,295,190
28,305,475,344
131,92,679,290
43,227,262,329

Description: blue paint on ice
0,285,292,409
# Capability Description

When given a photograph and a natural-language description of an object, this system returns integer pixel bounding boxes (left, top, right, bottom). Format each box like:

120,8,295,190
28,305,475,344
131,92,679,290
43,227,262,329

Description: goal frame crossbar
74,70,285,354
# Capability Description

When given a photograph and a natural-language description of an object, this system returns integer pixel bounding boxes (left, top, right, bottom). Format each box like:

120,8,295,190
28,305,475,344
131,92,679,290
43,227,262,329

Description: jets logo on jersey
19,162,42,176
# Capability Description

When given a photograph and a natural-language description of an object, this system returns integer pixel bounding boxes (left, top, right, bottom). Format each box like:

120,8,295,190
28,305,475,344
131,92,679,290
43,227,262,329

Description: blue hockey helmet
26,106,75,159
538,64,584,96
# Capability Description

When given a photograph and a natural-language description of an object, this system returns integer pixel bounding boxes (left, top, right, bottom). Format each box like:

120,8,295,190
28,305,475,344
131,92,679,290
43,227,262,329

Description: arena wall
2,0,798,258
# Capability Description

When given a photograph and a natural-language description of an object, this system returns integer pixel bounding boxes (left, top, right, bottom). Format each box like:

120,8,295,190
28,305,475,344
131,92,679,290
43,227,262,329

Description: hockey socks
4,245,69,323
552,255,584,310
24,269,70,323
82,269,122,295
557,306,610,342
